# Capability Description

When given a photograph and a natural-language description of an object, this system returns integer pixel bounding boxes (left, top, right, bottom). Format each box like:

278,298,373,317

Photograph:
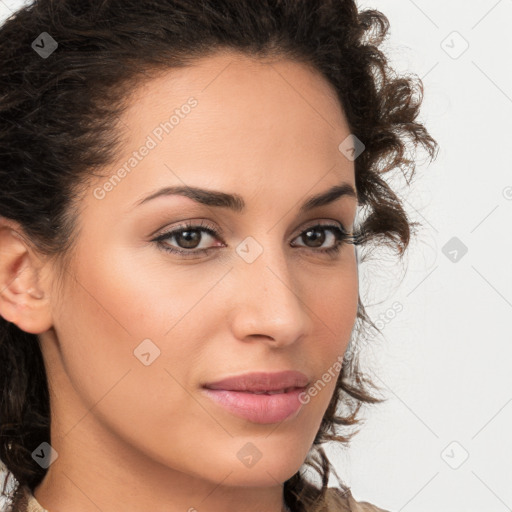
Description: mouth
237,387,300,395
200,386,308,424
202,370,310,393
200,370,310,424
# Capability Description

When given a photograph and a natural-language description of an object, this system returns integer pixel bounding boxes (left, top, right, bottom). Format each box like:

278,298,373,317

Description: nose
228,245,312,348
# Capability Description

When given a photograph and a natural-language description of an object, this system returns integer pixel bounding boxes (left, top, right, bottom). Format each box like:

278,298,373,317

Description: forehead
129,50,345,118
123,50,350,147
89,50,355,210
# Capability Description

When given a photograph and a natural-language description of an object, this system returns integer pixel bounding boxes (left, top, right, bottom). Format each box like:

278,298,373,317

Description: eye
290,222,357,256
152,219,222,258
151,220,359,259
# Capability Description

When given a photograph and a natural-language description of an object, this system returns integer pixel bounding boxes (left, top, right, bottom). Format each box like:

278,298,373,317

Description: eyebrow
133,182,357,214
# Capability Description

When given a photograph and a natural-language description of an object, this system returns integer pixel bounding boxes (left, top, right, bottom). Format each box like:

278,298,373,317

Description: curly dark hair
0,0,438,510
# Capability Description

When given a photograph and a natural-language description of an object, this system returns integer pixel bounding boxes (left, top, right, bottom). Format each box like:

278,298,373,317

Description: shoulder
294,480,392,512
322,487,393,512
10,482,391,512
8,483,49,512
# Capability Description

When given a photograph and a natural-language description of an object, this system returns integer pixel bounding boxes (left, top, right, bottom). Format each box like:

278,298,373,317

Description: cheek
306,257,359,337
54,248,217,378
58,241,236,374
51,252,225,465
300,260,358,401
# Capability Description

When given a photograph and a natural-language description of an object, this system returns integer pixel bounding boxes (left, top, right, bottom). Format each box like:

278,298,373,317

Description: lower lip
201,387,306,424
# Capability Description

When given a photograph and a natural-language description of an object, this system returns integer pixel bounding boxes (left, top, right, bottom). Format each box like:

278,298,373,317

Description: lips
243,388,296,395
201,373,309,424
202,370,309,393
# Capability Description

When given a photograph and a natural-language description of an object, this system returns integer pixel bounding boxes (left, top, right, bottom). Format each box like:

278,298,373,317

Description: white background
331,2,512,511
1,1,511,511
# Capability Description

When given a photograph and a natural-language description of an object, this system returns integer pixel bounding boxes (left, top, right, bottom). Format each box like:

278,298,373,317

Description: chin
221,468,299,488
211,446,305,487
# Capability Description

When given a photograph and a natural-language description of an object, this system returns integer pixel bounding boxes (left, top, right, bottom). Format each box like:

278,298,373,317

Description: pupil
178,230,200,249
304,228,325,247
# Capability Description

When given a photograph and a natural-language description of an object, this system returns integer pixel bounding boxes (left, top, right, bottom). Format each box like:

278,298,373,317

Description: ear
0,217,53,334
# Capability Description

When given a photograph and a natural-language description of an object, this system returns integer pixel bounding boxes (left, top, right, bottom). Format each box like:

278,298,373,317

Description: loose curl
0,0,438,510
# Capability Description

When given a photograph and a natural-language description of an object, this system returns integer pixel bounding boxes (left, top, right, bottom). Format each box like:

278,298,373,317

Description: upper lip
202,370,309,392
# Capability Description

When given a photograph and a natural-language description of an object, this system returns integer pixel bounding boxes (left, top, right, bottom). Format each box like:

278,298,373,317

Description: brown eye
300,226,328,248
152,220,223,258
172,228,208,249
291,223,352,255
154,226,219,253
152,220,356,259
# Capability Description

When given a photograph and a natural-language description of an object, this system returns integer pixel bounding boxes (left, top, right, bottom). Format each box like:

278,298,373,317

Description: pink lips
201,370,309,424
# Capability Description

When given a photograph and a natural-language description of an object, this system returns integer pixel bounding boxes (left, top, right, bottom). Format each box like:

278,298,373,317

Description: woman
0,1,438,511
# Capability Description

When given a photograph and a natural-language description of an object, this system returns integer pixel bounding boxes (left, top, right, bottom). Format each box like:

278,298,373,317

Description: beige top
10,483,392,512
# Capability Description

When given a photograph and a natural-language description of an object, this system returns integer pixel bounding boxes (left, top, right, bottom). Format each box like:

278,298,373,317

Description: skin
0,50,359,512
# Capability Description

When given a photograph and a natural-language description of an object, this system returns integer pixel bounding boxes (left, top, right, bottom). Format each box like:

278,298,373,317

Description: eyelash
152,219,361,259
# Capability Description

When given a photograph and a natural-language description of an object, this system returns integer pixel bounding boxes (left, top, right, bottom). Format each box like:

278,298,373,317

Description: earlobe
0,220,53,334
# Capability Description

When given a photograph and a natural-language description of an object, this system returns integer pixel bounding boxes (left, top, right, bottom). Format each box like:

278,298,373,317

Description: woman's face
37,51,359,506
